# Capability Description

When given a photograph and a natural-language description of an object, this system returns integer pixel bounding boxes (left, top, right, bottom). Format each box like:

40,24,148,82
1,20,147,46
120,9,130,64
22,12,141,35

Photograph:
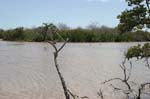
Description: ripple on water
0,41,150,99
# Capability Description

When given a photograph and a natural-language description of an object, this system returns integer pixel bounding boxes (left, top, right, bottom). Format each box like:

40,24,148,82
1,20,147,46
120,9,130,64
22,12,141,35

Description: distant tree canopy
2,27,25,41
57,23,70,30
0,23,150,42
42,23,58,41
117,0,150,33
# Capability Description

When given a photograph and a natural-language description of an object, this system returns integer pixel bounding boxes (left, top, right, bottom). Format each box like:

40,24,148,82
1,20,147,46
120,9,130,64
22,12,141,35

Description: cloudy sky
0,0,127,29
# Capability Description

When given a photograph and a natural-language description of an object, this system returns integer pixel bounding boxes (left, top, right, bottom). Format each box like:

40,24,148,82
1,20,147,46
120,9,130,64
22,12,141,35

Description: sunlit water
0,41,150,99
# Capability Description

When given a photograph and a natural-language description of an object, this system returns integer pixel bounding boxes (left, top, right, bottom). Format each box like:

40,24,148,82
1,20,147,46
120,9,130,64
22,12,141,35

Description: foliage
0,29,4,38
3,27,25,41
126,43,150,59
142,43,150,57
117,0,150,33
42,23,58,41
0,24,150,42
126,44,143,59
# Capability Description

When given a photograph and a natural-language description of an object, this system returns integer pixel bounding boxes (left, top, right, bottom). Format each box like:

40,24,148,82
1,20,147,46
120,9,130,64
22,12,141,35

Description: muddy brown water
0,41,150,99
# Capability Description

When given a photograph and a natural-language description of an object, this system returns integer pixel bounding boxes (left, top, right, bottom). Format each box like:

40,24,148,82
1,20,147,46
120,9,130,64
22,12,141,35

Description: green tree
13,27,25,40
118,0,150,33
42,23,58,41
3,27,25,41
0,29,4,38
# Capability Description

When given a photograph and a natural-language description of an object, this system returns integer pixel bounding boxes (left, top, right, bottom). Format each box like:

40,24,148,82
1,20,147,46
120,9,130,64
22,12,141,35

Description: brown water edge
0,41,150,99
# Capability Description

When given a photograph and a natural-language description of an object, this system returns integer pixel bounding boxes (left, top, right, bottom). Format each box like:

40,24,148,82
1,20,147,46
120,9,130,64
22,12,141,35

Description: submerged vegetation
0,24,150,42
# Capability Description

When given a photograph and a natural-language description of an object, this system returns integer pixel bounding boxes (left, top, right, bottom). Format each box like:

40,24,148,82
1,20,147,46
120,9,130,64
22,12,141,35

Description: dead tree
47,23,89,99
101,57,150,99
48,39,70,99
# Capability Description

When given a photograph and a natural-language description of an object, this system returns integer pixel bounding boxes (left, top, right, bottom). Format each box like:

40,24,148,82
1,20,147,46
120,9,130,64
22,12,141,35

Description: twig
67,89,78,99
103,59,132,92
97,89,104,99
145,58,150,69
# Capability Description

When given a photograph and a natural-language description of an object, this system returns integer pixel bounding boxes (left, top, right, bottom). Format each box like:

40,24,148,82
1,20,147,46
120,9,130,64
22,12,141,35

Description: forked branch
48,39,70,99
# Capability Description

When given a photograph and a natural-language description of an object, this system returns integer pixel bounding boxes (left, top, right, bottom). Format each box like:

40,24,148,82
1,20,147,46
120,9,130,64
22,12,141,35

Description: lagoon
0,41,150,99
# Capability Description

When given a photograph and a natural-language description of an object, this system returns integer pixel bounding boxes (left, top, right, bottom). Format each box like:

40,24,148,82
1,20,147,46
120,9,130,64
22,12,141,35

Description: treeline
0,24,150,42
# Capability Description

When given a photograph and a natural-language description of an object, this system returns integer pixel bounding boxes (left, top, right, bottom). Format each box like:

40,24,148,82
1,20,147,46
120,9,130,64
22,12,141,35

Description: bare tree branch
48,40,70,99
67,89,79,99
102,78,123,84
48,27,89,99
145,58,150,69
57,38,69,53
97,89,104,99
100,56,150,99
103,58,132,92
127,61,132,81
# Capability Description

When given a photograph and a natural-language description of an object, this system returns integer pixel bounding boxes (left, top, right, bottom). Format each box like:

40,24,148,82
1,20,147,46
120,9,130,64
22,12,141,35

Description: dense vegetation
117,0,150,33
0,24,150,42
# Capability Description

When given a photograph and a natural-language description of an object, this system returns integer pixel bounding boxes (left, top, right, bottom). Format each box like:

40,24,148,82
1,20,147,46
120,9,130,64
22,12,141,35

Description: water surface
0,41,149,99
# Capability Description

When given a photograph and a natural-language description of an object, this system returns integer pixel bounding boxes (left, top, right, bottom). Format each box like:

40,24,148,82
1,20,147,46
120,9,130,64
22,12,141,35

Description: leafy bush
3,27,25,41
126,43,150,59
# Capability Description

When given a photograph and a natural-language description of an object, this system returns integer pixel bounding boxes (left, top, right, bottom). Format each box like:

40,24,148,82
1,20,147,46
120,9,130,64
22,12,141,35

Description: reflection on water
0,41,150,99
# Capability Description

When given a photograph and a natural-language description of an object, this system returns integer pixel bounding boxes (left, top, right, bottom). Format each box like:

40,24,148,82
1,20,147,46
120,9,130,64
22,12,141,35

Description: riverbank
1,39,149,44
0,27,150,42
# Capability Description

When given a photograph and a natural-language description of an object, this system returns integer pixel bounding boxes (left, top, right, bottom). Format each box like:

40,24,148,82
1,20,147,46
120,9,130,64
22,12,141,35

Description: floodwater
0,41,150,99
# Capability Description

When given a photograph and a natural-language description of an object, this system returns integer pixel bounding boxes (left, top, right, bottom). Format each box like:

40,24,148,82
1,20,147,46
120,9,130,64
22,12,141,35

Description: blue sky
0,0,127,29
